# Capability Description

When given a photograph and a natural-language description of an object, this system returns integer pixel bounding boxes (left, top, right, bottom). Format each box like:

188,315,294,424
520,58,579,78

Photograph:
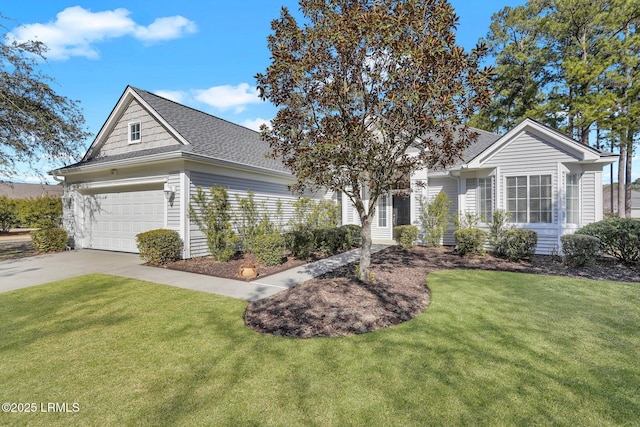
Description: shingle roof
457,127,501,165
60,85,504,174
62,86,288,173
131,87,288,172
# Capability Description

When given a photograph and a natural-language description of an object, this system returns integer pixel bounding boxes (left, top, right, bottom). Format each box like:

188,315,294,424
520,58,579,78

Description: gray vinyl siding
100,99,179,157
167,172,181,231
426,177,458,245
464,178,478,215
188,171,318,258
486,131,577,226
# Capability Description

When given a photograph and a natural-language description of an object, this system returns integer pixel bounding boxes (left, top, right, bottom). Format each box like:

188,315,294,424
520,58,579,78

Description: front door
392,195,411,226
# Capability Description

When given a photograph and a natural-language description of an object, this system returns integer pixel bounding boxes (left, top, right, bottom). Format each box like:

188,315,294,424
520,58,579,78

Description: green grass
1,271,639,426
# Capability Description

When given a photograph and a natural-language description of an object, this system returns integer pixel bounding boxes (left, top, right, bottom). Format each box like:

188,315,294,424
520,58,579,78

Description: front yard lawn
1,271,639,426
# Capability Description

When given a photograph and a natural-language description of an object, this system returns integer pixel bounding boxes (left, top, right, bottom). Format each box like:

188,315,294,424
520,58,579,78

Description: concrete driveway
0,246,388,301
0,250,290,300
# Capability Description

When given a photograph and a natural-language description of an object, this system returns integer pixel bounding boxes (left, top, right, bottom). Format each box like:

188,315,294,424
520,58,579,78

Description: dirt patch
244,246,639,339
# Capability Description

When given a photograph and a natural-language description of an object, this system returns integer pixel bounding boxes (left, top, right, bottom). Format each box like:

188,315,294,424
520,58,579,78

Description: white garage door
84,189,165,252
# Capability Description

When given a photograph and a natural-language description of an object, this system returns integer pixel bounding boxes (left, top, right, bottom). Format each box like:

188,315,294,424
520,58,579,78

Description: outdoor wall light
163,183,176,200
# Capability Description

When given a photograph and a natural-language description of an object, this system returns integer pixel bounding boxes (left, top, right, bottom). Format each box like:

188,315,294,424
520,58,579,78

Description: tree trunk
625,128,633,218
618,141,626,217
358,215,372,283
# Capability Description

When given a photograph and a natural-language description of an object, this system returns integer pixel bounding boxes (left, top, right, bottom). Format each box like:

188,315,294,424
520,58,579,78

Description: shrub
313,228,346,254
577,218,640,264
31,227,68,253
393,225,418,249
339,224,361,248
235,190,261,253
17,196,62,229
560,234,600,267
289,198,339,232
253,232,286,266
454,227,487,255
489,209,512,256
0,196,18,232
190,185,239,262
136,229,182,265
284,230,314,259
418,192,451,246
499,229,538,261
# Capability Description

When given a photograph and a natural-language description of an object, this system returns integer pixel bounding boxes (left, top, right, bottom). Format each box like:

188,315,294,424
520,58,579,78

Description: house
603,183,640,219
340,118,618,254
51,86,617,257
0,182,63,199
50,85,321,257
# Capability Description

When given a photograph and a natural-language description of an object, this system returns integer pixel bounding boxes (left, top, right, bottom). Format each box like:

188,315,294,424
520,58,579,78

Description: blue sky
3,0,631,183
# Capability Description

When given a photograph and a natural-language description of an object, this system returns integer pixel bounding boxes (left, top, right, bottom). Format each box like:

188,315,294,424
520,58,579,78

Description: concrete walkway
0,245,388,301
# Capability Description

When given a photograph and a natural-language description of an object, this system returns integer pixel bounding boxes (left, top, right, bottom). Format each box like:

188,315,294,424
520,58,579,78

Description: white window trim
564,173,581,225
476,176,494,224
506,174,553,224
378,195,388,228
128,121,141,144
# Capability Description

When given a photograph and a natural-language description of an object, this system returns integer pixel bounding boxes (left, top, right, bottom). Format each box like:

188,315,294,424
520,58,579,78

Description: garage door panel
84,189,165,253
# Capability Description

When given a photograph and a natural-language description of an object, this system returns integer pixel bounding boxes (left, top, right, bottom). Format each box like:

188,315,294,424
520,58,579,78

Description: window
129,122,141,144
565,174,580,224
378,196,387,227
507,175,552,223
336,192,343,225
477,177,493,223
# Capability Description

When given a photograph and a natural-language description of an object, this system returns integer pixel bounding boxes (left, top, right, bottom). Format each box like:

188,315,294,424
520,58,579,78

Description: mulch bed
164,252,328,281
244,246,640,339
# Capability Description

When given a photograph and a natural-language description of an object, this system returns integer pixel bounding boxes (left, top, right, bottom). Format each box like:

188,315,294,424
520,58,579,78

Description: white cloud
8,6,197,60
154,90,188,104
242,118,271,132
134,16,197,42
194,83,261,113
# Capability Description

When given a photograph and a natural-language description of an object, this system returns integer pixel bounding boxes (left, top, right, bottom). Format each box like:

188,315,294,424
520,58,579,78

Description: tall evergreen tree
473,0,639,217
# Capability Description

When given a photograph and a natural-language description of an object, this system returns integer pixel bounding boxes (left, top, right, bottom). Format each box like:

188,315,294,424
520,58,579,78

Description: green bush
393,225,418,249
190,185,239,262
419,192,451,246
284,230,314,259
454,227,487,255
489,209,512,256
136,229,182,265
289,198,339,232
313,227,348,254
498,229,538,261
339,224,361,248
560,234,600,267
17,196,62,229
577,218,640,264
31,227,68,253
253,232,286,266
0,196,18,232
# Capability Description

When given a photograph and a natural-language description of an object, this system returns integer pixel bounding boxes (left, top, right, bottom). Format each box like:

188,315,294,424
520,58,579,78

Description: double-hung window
507,175,552,223
129,122,141,144
565,174,580,224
